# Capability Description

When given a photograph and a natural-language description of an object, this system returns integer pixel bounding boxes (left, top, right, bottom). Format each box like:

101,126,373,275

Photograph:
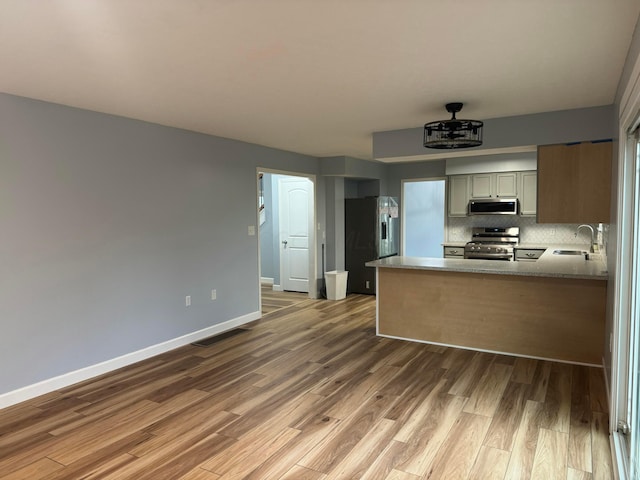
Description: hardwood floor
0,294,613,479
261,286,308,315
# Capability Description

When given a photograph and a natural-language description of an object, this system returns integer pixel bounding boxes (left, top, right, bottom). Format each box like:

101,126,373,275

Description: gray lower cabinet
444,246,464,258
515,248,546,261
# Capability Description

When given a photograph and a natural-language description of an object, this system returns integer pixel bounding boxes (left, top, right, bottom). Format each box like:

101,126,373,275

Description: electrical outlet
211,289,217,300
185,295,191,307
248,225,256,236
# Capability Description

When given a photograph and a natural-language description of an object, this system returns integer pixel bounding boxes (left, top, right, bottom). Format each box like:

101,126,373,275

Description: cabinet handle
450,249,458,254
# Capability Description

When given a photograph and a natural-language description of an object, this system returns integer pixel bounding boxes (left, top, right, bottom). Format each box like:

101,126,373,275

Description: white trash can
325,270,348,300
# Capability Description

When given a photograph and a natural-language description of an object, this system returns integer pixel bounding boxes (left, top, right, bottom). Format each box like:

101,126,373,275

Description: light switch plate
248,225,256,236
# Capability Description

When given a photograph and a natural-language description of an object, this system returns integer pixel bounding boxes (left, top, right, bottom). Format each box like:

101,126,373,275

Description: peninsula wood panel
377,268,606,364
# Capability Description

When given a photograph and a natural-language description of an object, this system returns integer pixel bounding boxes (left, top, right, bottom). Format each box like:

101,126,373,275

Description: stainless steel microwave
468,198,519,215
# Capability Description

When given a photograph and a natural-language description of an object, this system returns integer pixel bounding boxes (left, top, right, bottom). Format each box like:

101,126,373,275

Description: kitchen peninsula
366,250,607,365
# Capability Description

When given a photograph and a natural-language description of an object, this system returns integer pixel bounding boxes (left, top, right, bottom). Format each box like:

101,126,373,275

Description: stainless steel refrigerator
345,196,399,294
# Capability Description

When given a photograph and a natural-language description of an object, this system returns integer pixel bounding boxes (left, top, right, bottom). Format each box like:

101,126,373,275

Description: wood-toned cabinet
537,141,612,223
470,172,518,198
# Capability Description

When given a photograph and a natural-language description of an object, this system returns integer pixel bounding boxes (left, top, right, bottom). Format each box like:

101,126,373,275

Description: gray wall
0,93,320,396
345,179,359,199
324,177,345,272
385,160,447,198
321,156,389,273
320,155,387,180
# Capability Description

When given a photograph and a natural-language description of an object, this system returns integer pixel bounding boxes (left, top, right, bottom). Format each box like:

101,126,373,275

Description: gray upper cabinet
519,171,537,216
448,171,535,217
495,172,518,197
448,175,470,217
470,173,493,198
470,172,518,198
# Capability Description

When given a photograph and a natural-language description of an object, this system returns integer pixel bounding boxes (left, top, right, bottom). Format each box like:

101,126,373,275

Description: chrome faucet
576,224,596,253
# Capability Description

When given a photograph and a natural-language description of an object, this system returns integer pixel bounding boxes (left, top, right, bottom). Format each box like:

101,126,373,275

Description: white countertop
367,244,607,280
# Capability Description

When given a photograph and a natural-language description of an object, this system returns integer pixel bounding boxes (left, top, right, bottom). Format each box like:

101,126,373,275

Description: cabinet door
515,248,545,261
538,143,578,223
496,172,518,197
470,174,493,198
448,175,470,216
537,141,611,223
520,171,537,216
577,141,611,223
443,246,464,257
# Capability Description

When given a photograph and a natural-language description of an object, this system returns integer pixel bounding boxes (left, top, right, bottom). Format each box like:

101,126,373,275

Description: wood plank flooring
0,294,613,479
261,286,308,315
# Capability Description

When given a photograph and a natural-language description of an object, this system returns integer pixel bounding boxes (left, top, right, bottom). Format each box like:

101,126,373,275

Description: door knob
282,240,288,248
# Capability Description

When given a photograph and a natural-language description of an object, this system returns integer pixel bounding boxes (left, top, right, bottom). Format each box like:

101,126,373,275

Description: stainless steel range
464,227,520,261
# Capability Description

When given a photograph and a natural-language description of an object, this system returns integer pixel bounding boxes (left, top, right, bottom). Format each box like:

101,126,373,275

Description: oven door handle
464,254,513,261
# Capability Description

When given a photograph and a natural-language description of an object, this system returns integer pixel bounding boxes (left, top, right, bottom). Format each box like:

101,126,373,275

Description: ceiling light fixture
424,102,483,149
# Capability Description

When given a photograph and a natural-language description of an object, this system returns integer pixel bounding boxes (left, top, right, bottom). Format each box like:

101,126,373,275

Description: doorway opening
401,178,447,257
256,170,316,314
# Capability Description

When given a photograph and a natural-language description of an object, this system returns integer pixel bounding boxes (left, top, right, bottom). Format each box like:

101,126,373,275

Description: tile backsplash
447,216,605,248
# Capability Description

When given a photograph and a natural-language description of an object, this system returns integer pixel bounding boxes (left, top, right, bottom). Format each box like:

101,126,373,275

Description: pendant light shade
424,102,483,149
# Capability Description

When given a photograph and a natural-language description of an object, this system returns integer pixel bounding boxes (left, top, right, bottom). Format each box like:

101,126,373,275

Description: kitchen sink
553,249,587,256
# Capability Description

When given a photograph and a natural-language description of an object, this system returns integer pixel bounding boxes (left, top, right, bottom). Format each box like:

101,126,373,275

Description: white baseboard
0,310,261,409
272,284,283,292
260,277,274,286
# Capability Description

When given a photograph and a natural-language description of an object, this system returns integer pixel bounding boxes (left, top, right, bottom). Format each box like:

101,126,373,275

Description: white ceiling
1,1,639,160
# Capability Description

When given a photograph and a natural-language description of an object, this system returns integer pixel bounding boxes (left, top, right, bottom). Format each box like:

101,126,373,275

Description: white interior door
279,176,312,292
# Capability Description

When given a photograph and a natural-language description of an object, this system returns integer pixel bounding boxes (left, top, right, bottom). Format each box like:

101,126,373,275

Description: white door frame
256,168,318,309
611,48,640,479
